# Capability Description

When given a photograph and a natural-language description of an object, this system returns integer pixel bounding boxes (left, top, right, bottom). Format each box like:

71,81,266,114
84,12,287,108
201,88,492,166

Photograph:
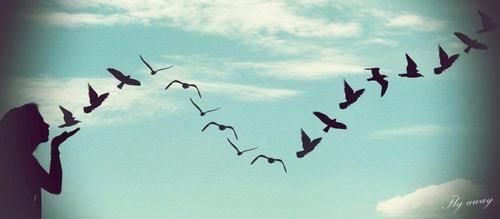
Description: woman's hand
51,128,80,150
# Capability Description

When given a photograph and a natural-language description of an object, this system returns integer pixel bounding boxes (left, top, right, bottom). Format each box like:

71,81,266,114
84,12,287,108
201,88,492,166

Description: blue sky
2,0,499,218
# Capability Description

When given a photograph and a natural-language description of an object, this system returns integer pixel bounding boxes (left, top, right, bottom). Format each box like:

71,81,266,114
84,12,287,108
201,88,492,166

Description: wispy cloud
376,179,489,218
386,14,445,32
369,125,450,139
359,38,399,47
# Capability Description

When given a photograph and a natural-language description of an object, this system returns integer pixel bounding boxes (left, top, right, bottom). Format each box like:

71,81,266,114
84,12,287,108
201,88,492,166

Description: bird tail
296,151,306,158
117,82,125,89
339,101,349,110
434,67,444,74
464,46,471,53
83,106,92,113
323,126,331,133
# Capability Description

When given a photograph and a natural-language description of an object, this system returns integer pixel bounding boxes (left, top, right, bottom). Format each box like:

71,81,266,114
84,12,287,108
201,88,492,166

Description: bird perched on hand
58,105,81,128
454,32,488,53
190,98,221,116
365,67,388,97
165,80,202,98
226,138,257,156
250,154,287,173
476,10,499,34
313,112,347,133
107,68,141,89
339,80,365,109
83,83,109,113
202,121,238,140
399,53,423,78
434,45,460,75
296,129,322,158
140,55,173,75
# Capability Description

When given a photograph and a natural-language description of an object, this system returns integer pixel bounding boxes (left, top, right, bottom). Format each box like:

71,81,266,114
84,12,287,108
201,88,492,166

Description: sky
1,0,499,218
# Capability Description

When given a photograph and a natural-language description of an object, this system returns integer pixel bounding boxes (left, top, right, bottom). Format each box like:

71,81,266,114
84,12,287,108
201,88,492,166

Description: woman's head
0,103,49,153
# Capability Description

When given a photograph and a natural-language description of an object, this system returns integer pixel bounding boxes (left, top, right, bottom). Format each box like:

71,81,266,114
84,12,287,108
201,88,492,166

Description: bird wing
313,111,331,125
405,54,417,72
125,77,141,86
301,128,311,149
59,105,74,121
454,32,472,45
478,10,496,29
88,84,98,104
365,67,380,77
332,120,347,129
438,45,449,65
378,78,389,97
97,92,109,103
107,68,127,81
140,55,154,72
276,159,288,173
205,107,222,114
309,137,322,148
354,88,365,99
227,126,238,140
202,122,218,132
251,155,268,165
472,41,488,49
240,147,258,153
226,138,240,153
343,80,354,97
165,80,182,90
189,84,202,98
157,65,174,72
448,54,460,66
189,98,203,113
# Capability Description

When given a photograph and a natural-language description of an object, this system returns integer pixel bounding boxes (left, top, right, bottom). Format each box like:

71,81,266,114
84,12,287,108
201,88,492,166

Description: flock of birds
57,10,498,174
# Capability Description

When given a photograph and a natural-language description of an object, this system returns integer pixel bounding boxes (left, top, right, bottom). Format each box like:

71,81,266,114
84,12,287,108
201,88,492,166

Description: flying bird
202,122,238,140
140,55,174,75
477,10,499,33
190,98,221,116
165,80,202,98
313,112,347,133
434,45,460,75
58,105,81,128
107,68,141,89
296,129,322,158
250,154,287,173
365,67,388,97
454,32,488,53
339,80,365,109
399,53,423,78
226,138,257,156
83,83,109,113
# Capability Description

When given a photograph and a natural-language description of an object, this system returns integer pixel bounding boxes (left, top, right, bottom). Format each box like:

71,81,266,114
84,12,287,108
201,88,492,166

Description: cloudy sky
2,0,499,218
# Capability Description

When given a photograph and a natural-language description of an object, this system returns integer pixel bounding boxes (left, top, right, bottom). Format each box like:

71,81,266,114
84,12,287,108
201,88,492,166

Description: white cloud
386,14,444,32
36,0,361,38
359,38,399,47
369,125,449,139
376,179,488,218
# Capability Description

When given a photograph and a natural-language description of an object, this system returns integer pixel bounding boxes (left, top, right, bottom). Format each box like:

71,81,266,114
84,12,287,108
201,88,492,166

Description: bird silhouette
296,129,322,158
202,122,238,140
83,83,109,113
339,80,365,109
434,45,460,75
313,112,347,133
365,67,388,97
140,55,174,75
477,10,499,33
454,32,488,53
250,155,287,173
190,98,221,116
58,105,81,128
226,138,257,156
399,54,423,78
107,68,141,89
165,80,202,98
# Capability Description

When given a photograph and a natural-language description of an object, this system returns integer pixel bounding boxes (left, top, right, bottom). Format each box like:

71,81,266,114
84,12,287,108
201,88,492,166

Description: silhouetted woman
0,103,79,218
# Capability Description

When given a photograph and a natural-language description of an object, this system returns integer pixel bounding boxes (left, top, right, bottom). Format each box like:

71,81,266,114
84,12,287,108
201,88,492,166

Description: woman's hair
0,103,47,154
